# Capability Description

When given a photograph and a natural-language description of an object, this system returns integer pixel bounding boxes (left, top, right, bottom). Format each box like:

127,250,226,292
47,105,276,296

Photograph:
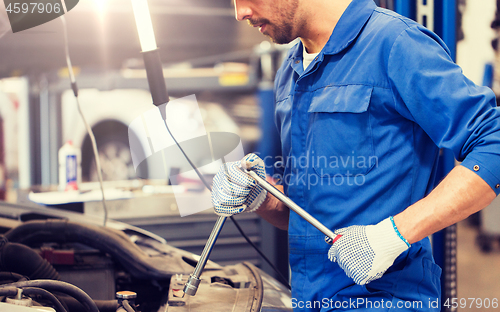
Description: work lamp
130,0,169,106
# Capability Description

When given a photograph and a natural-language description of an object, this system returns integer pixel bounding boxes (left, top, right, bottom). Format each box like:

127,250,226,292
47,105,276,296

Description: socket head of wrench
324,235,342,245
183,274,201,296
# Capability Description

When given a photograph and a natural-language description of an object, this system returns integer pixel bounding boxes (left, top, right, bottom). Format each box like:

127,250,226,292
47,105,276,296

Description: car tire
81,121,148,182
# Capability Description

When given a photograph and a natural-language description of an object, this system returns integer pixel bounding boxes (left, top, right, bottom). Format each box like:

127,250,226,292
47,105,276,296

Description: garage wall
456,0,496,85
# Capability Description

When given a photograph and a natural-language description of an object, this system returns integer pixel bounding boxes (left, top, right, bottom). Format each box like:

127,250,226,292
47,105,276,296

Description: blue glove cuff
389,216,411,248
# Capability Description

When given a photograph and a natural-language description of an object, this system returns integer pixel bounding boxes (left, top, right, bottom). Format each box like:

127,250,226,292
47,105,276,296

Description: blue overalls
272,0,500,311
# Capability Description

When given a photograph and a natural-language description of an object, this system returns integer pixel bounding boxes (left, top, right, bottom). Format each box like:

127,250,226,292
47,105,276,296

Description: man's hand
327,217,410,285
211,153,267,216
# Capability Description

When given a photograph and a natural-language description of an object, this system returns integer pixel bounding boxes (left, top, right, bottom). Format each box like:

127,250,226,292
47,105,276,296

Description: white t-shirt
303,45,319,70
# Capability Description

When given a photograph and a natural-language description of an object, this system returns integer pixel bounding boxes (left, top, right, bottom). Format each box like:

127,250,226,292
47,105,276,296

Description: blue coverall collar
290,0,376,61
322,0,377,55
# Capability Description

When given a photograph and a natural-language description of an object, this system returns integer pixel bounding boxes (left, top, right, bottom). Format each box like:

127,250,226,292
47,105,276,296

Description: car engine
0,214,292,312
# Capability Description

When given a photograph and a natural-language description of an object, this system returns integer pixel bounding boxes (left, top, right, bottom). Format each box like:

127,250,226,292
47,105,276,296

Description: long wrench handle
183,215,227,296
194,215,226,276
243,169,341,245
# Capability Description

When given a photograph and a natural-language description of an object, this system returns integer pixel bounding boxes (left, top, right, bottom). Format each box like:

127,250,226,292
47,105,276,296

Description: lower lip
259,24,266,33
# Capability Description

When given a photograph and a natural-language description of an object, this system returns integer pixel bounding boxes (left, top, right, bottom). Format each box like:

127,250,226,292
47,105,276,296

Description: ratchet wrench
242,167,342,245
183,166,341,297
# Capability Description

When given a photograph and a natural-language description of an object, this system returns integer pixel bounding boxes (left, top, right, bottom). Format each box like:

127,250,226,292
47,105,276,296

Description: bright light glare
91,0,107,13
130,0,157,52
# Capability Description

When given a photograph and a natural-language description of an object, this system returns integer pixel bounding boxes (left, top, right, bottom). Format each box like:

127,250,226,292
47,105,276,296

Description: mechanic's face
234,0,301,44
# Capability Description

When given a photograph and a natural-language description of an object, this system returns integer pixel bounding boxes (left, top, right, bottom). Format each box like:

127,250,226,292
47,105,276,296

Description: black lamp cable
59,14,290,291
162,121,291,289
60,16,108,227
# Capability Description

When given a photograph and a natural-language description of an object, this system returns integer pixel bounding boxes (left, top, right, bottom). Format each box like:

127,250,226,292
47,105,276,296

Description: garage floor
457,221,500,311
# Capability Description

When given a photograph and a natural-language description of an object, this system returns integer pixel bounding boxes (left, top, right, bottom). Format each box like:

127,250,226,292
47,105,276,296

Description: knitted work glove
328,217,410,285
211,153,267,216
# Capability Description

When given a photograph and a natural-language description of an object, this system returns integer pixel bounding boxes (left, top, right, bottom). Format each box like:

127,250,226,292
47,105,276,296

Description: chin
266,30,295,44
270,36,294,45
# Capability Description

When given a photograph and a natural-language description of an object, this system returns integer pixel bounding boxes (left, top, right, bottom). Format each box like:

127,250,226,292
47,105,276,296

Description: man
211,0,500,311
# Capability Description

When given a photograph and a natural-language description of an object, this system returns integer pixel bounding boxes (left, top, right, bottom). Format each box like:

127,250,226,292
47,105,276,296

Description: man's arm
328,165,497,285
394,165,496,244
329,23,500,286
386,26,500,243
255,185,290,231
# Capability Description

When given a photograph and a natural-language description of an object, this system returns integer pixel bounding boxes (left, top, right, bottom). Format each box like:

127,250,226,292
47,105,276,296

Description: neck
299,0,353,53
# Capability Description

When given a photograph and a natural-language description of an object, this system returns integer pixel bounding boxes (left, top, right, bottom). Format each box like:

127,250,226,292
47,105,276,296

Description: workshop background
0,0,500,312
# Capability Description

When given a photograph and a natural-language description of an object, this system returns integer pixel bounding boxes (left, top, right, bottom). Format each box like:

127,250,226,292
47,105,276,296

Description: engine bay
0,212,291,312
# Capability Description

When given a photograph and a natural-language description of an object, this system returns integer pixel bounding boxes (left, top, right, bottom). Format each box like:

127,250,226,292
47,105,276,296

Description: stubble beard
248,1,299,45
268,22,295,44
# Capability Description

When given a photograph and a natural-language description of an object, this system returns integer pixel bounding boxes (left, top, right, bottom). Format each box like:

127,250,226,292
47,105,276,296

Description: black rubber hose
22,287,68,312
0,240,59,280
0,272,28,283
57,296,118,312
95,300,119,312
0,286,18,296
4,220,175,279
0,280,99,312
